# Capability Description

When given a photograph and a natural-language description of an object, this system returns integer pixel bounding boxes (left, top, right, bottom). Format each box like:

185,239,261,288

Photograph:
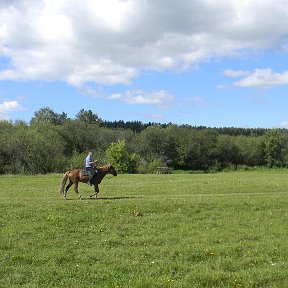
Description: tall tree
264,129,288,167
76,109,102,125
30,107,68,125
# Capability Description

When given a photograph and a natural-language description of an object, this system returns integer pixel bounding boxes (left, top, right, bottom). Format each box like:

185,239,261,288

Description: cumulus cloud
0,100,23,119
129,112,164,121
224,68,288,88
223,69,250,78
1,0,288,88
188,96,216,107
108,90,174,108
279,121,288,128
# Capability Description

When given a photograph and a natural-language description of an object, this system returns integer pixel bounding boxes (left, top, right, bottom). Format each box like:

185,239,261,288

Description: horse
59,164,117,199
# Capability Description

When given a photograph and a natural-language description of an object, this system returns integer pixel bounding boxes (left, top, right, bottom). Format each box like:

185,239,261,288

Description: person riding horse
60,163,117,199
85,150,98,185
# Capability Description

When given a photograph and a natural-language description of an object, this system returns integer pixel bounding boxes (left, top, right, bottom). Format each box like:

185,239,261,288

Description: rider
85,150,98,185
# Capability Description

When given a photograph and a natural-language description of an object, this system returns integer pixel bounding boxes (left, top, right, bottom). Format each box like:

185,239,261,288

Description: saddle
82,169,90,176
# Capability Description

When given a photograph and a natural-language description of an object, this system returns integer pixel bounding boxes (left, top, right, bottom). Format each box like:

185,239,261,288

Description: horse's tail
60,171,70,194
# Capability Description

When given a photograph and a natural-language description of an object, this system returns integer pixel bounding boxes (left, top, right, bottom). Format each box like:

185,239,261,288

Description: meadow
1,170,288,287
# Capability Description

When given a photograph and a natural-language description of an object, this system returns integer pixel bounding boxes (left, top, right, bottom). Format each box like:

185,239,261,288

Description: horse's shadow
66,196,139,201
98,196,139,200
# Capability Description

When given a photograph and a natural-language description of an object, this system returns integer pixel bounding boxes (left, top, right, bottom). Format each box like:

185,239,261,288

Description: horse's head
108,164,117,176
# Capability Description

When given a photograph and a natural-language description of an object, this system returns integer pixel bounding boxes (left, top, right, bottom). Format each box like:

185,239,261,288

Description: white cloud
129,112,164,121
1,0,288,87
108,90,174,108
0,100,23,119
143,113,163,120
279,121,288,128
223,69,250,78
225,68,288,88
188,96,215,107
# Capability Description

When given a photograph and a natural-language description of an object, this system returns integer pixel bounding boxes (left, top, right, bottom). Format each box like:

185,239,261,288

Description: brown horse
59,164,117,199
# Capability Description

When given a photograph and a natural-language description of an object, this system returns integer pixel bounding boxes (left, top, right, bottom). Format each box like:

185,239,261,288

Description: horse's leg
90,184,99,199
64,179,73,199
73,181,82,200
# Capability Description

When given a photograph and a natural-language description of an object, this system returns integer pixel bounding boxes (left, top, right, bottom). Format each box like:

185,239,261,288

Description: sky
1,0,288,128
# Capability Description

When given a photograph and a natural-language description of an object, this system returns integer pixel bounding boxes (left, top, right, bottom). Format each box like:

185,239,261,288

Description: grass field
1,170,288,287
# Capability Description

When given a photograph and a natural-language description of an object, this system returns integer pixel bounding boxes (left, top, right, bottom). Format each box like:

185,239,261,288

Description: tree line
1,107,288,174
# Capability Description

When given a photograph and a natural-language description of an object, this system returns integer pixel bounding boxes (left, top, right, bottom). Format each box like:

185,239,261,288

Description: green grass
1,171,288,287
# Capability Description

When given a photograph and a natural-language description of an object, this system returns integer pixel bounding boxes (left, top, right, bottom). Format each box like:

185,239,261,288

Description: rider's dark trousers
86,167,96,182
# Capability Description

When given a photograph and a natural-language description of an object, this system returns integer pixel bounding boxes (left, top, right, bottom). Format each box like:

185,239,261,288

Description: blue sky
1,0,288,128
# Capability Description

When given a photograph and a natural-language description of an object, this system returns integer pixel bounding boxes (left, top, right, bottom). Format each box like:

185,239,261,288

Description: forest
1,107,288,174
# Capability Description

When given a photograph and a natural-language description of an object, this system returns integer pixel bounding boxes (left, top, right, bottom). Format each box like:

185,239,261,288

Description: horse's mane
99,163,112,172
